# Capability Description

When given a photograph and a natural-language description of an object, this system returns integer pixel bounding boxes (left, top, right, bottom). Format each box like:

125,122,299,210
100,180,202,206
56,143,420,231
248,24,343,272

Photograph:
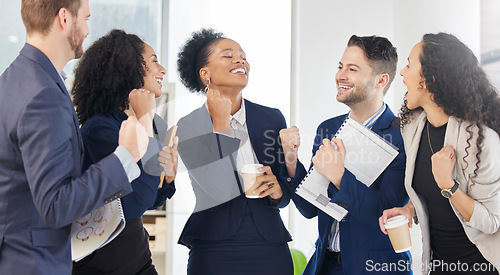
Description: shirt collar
48,59,67,89
364,103,386,129
348,103,386,129
230,99,246,126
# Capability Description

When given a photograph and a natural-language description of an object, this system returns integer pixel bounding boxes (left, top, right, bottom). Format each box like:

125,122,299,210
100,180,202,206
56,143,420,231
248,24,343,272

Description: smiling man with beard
280,35,412,274
0,0,150,274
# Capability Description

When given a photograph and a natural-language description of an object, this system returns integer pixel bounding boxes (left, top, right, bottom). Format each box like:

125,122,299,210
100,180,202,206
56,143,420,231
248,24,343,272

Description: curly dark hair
347,35,398,94
400,32,500,177
177,28,226,94
72,29,146,124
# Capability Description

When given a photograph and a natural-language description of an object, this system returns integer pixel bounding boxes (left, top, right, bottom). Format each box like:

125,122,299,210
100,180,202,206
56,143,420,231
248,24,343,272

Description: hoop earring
204,78,211,93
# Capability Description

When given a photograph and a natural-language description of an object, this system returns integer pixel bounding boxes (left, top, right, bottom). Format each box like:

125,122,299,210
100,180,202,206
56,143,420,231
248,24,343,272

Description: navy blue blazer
177,99,292,247
80,111,175,220
0,44,133,274
284,107,412,274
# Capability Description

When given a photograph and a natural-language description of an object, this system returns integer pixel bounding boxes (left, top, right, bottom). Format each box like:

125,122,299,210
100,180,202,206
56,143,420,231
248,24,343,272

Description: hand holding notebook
296,117,399,221
71,199,125,261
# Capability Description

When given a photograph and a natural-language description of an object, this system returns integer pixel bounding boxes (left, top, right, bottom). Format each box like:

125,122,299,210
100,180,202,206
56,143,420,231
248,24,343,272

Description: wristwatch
441,180,460,198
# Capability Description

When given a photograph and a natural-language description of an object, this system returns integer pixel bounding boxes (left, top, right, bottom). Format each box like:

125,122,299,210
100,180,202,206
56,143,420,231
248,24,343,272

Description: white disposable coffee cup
384,215,412,253
242,164,264,198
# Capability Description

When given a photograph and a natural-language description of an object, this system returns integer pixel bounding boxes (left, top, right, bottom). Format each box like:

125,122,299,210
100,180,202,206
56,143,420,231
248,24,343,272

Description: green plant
290,248,307,275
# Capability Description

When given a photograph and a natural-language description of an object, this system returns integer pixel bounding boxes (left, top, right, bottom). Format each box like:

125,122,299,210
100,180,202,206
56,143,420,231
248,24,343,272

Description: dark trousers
186,207,293,275
318,250,343,275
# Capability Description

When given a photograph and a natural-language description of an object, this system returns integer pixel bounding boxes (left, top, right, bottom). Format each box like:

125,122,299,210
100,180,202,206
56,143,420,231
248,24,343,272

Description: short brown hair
347,35,398,94
21,0,81,35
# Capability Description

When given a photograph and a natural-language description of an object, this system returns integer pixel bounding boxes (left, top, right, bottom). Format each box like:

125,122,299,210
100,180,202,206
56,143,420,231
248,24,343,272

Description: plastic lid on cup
384,215,409,229
242,163,263,174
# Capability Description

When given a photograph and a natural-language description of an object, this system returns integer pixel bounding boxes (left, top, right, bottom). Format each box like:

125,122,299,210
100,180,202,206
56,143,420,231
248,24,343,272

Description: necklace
426,120,436,154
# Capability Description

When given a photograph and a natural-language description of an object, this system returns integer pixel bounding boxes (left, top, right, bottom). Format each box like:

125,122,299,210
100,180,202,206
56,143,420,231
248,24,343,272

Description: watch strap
441,180,460,198
450,180,460,193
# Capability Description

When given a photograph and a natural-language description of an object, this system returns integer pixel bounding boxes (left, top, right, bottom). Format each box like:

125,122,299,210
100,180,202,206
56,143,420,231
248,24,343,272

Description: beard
336,78,373,105
68,23,84,59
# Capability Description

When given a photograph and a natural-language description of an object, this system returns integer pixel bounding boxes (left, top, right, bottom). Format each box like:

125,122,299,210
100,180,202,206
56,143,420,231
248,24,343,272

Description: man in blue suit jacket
280,35,412,274
0,1,150,274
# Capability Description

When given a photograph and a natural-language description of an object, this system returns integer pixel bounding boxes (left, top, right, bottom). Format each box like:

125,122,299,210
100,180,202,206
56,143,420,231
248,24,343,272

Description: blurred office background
1,1,498,274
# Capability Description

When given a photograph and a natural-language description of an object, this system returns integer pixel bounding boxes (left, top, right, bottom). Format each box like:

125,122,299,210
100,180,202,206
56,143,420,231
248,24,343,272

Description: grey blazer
402,110,500,273
0,43,133,274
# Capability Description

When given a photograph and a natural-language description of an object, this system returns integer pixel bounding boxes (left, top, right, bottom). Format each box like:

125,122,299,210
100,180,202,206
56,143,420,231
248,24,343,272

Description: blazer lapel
444,117,461,180
244,100,266,164
197,104,218,135
21,43,83,153
370,106,395,134
444,117,460,153
403,111,427,191
21,43,68,96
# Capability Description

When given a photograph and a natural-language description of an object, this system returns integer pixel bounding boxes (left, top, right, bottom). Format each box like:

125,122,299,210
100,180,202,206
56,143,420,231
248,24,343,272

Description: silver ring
267,181,275,188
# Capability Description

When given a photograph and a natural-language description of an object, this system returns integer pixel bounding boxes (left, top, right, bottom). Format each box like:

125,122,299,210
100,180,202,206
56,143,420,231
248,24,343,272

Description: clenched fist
129,88,155,137
206,89,231,133
431,143,456,190
118,116,149,163
280,126,301,177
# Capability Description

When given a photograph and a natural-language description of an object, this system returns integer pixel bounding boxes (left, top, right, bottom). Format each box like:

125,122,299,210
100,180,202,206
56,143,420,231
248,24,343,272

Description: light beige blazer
402,110,500,273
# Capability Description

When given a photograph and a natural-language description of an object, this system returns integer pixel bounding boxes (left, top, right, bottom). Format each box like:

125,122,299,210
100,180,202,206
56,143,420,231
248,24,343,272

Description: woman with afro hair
175,28,294,275
71,29,178,275
380,33,500,274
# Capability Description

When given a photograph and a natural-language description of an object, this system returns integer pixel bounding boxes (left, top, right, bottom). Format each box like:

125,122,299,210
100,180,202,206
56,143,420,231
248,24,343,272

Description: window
0,1,24,74
64,0,164,80
481,0,500,90
0,1,163,79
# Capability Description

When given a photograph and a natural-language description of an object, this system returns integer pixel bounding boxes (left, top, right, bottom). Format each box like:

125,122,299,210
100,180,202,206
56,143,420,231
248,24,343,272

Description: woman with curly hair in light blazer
380,33,500,274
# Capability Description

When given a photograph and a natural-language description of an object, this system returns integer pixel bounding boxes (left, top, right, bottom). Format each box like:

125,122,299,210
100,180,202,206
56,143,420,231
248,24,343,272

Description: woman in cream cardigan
379,33,500,274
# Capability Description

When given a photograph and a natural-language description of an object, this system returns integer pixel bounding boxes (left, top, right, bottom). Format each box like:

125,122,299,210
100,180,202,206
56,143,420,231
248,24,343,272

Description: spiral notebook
71,199,125,262
296,117,399,221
